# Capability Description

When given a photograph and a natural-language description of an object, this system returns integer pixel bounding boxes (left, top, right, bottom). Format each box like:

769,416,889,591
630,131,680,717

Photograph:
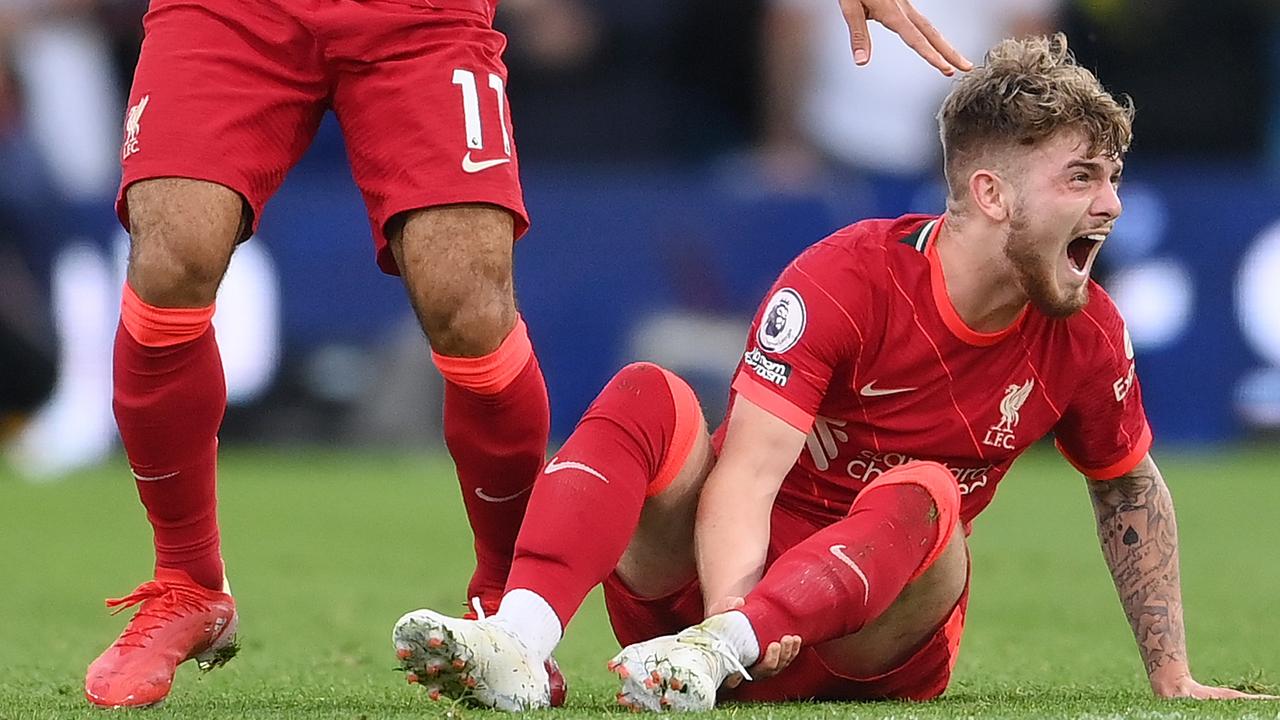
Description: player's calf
740,461,961,656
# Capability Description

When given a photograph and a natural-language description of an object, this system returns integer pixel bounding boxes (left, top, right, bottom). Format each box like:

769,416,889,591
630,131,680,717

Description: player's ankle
491,588,562,662
707,611,761,667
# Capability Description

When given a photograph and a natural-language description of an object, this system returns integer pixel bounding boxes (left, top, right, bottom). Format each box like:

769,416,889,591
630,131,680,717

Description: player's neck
935,215,1029,333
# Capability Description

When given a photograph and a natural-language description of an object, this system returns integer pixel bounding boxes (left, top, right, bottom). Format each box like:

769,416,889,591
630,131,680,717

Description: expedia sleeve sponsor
744,347,793,387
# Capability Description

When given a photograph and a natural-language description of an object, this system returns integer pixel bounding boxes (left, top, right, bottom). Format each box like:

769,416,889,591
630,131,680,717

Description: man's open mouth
1067,233,1106,275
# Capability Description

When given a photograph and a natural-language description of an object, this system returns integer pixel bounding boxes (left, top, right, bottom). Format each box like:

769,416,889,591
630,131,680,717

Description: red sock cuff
647,367,703,497
120,283,215,348
854,461,960,582
432,318,533,396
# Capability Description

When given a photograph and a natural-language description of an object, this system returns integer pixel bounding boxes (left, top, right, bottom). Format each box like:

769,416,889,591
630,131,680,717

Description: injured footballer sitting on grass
391,34,1278,711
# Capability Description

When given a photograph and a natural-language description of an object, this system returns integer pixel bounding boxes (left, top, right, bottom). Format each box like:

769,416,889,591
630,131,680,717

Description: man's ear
969,167,1012,223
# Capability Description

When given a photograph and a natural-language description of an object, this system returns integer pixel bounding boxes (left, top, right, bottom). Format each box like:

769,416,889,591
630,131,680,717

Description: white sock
489,588,563,662
709,611,760,667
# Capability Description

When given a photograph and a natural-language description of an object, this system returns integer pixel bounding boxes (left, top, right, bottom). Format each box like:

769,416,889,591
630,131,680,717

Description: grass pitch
2,446,1278,719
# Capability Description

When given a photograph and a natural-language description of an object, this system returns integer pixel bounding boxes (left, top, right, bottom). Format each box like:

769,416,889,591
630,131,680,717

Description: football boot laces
105,579,217,650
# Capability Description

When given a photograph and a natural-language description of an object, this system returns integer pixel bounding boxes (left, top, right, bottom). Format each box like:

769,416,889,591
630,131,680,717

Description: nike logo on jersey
543,456,609,484
461,152,511,173
828,544,871,605
859,380,917,397
474,485,533,503
131,469,179,482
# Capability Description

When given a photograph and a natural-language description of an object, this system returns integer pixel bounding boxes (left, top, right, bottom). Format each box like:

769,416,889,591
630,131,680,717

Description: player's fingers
1185,685,1270,700
901,0,972,71
1208,688,1279,701
745,641,784,680
867,0,954,76
760,641,783,672
839,0,872,65
777,635,802,669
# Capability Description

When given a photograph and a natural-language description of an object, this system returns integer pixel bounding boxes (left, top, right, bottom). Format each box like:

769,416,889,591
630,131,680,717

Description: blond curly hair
938,33,1134,199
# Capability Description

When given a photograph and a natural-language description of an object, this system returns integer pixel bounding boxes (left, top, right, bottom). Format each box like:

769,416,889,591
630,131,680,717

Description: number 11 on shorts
452,68,511,158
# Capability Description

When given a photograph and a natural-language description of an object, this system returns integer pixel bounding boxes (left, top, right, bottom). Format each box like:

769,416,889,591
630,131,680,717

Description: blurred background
1,0,1278,480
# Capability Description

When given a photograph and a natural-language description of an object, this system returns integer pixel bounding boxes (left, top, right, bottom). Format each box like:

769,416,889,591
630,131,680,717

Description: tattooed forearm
1087,454,1188,680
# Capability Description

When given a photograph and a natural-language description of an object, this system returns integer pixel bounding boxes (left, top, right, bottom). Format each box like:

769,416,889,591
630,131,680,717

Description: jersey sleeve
731,242,869,432
1053,291,1153,480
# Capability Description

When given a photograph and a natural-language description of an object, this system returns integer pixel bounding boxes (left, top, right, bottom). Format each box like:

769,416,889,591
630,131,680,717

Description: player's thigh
814,529,969,678
328,6,529,285
614,428,714,598
120,0,327,304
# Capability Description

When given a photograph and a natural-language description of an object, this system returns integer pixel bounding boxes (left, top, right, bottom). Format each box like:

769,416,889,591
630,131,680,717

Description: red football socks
114,284,225,591
740,479,944,652
504,362,701,628
432,319,550,608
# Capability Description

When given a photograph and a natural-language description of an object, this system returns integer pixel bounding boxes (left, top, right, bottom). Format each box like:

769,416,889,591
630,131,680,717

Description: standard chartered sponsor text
842,449,994,495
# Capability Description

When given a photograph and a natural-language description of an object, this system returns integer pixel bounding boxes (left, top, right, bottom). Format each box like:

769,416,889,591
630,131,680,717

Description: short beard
1003,211,1087,318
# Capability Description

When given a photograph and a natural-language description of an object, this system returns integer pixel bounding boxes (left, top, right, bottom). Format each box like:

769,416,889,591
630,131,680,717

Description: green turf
2,446,1278,719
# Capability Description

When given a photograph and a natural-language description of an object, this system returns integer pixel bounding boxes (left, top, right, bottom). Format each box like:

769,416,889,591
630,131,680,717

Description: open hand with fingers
726,634,803,688
838,0,973,75
1152,673,1278,701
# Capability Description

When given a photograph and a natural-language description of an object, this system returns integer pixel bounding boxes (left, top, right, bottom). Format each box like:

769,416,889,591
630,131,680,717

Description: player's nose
1093,180,1122,221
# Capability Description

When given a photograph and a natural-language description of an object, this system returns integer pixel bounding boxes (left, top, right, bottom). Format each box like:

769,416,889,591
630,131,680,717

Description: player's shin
113,283,226,591
433,317,550,609
498,362,700,659
738,463,959,658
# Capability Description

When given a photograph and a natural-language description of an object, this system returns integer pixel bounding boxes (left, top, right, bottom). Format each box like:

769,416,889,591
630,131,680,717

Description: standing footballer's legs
321,1,541,612
610,461,968,710
84,0,329,704
392,362,711,711
85,179,245,708
387,205,550,610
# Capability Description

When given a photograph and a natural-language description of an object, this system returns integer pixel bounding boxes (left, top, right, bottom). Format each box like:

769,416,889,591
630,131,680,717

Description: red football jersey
724,215,1152,529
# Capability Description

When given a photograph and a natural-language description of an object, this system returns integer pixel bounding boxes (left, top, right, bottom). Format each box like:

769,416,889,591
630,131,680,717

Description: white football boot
607,615,751,712
392,608,550,711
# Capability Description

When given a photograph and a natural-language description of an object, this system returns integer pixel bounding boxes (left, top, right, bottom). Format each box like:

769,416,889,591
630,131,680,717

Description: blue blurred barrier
250,156,1279,444
49,155,1280,446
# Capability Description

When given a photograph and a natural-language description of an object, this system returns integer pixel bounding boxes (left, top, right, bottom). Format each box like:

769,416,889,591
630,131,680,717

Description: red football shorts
118,0,528,275
603,503,969,702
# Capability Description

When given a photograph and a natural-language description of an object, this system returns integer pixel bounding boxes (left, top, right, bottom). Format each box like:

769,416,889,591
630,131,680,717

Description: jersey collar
916,217,1028,347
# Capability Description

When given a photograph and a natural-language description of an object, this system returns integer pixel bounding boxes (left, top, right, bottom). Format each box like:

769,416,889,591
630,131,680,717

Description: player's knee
127,244,228,308
868,460,959,523
405,249,515,356
910,461,961,523
586,363,706,497
125,179,243,307
588,363,673,427
393,204,517,355
416,285,516,357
